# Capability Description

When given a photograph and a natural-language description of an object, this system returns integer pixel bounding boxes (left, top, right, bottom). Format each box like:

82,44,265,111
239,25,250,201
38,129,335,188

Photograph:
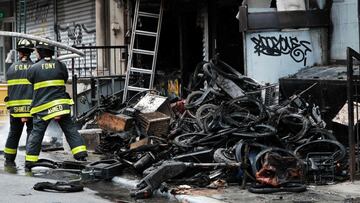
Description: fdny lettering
13,106,30,113
15,64,30,71
42,63,56,70
48,105,63,114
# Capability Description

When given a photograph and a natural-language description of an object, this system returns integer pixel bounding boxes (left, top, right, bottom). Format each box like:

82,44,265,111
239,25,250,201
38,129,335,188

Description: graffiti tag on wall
251,34,312,66
57,22,96,46
57,22,96,76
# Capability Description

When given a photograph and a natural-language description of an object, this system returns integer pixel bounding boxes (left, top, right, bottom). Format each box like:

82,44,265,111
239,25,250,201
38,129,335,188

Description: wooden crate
97,112,134,132
137,112,170,137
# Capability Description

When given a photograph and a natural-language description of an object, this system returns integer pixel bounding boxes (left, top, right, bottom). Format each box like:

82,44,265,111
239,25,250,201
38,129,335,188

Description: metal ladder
122,0,164,103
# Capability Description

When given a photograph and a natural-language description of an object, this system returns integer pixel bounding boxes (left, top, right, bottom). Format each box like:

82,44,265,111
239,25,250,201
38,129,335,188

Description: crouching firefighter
4,39,34,166
25,41,87,168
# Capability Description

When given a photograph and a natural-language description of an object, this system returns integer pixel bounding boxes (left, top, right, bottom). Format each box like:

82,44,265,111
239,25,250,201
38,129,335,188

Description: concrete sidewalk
0,172,110,203
112,176,360,203
1,143,360,203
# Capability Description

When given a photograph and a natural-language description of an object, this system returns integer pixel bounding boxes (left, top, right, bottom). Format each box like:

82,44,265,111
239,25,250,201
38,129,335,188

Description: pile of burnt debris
83,58,347,198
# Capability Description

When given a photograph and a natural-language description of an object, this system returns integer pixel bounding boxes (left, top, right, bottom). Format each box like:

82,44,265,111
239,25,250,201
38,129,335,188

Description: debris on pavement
33,181,84,193
34,57,348,198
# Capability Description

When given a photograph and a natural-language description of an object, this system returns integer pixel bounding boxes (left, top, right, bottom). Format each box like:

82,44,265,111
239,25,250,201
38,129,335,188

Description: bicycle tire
248,182,306,194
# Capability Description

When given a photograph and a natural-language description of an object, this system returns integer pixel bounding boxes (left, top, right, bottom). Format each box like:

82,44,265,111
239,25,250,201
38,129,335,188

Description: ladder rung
127,86,149,92
133,49,155,55
135,30,157,37
138,11,159,18
130,67,153,74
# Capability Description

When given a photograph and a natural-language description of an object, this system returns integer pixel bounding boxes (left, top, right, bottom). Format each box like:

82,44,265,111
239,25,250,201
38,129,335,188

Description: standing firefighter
25,41,87,167
4,39,34,166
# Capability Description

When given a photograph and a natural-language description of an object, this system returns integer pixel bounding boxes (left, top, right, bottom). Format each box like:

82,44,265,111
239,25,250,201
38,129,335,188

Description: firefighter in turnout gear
25,41,87,167
4,39,34,166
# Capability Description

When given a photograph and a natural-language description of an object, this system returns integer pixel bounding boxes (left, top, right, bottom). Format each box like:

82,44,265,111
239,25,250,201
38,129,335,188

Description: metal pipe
347,47,356,182
0,31,85,56
188,162,241,167
72,73,77,120
78,129,103,134
56,53,80,60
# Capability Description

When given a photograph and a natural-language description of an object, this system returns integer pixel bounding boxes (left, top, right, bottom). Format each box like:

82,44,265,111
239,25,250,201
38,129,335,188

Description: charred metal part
195,103,219,130
309,105,326,128
209,169,225,180
224,96,268,125
302,128,337,143
213,148,236,163
215,74,245,98
278,83,318,109
305,152,335,185
131,161,241,199
117,144,161,157
123,107,139,117
95,132,129,154
184,89,219,114
173,133,208,148
294,140,346,163
82,159,123,181
279,114,310,142
232,124,277,138
133,152,157,172
130,161,188,199
173,149,214,163
28,158,124,182
173,128,238,148
167,173,211,187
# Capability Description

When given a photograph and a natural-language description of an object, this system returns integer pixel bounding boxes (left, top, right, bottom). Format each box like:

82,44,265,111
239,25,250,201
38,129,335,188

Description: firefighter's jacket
27,57,73,121
6,58,34,118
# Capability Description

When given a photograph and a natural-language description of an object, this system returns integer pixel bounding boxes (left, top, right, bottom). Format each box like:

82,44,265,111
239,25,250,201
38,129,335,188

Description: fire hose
0,31,85,56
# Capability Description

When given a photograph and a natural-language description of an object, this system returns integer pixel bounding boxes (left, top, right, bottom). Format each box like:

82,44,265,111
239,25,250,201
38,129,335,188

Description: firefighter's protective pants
25,114,87,162
4,116,33,161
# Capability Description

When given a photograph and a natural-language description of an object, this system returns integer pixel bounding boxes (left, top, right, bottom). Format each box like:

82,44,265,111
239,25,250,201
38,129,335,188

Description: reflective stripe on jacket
6,59,33,117
27,58,72,120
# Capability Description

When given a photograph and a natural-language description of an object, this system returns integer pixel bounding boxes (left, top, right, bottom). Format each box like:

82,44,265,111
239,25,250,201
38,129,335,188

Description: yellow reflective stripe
7,79,31,86
34,80,65,90
25,154,39,162
6,100,32,107
11,113,32,118
4,147,17,154
30,99,74,114
71,145,87,155
42,110,70,121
